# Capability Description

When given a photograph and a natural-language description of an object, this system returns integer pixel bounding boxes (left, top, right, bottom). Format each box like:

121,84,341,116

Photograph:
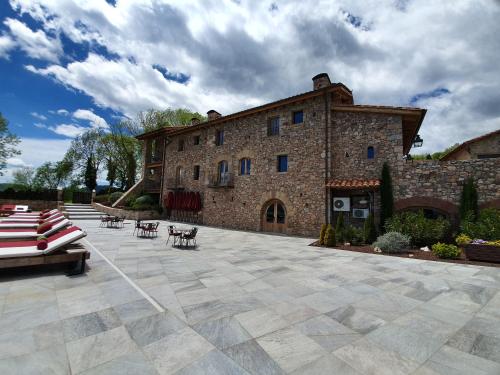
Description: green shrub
349,226,365,245
109,191,123,204
125,193,138,207
324,224,335,247
459,177,478,221
385,210,450,246
380,162,394,232
93,194,110,204
335,213,345,244
134,194,154,206
319,224,327,245
461,208,500,241
373,231,411,253
363,213,377,244
455,234,471,246
432,242,461,259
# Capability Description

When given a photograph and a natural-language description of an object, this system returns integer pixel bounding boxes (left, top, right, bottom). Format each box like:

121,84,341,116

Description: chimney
207,110,222,121
191,117,200,125
312,73,331,90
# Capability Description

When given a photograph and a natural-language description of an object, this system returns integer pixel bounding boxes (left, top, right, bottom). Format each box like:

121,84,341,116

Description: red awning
326,179,380,189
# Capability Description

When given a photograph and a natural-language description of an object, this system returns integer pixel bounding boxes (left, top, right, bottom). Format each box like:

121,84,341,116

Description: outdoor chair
99,215,110,227
141,222,159,237
133,220,142,235
166,225,181,246
180,227,198,247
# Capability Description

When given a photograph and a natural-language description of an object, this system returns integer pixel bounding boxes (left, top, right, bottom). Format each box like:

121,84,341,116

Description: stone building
131,73,500,237
440,129,500,161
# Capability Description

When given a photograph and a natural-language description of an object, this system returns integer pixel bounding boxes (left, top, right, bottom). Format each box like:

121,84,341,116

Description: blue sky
0,0,499,182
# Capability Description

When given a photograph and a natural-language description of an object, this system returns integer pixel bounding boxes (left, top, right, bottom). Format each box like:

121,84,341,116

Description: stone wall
93,203,162,220
0,199,62,211
393,158,500,209
163,95,328,236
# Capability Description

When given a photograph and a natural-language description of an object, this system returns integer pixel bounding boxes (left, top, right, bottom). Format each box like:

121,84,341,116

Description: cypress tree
459,177,478,221
324,224,335,247
319,224,327,245
380,162,394,232
84,157,97,191
335,213,345,244
364,213,377,244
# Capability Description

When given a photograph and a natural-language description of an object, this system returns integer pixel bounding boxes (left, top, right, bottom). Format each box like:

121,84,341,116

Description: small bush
455,234,471,246
461,208,500,241
324,224,336,247
109,191,123,204
134,194,154,206
363,213,377,244
335,213,345,244
93,194,110,204
349,226,365,245
319,224,327,245
373,232,411,253
432,242,461,259
385,210,450,246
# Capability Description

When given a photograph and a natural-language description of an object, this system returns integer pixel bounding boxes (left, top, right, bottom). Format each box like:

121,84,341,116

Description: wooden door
262,200,286,233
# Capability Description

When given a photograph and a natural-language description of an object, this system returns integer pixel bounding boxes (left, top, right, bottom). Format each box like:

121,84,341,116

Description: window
193,165,200,180
178,139,184,151
292,110,303,124
277,155,288,172
268,116,280,136
218,160,229,183
175,166,183,186
215,130,224,146
193,135,200,145
239,158,251,175
367,146,375,159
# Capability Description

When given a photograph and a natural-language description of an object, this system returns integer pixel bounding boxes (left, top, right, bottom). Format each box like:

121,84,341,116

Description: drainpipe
324,91,331,224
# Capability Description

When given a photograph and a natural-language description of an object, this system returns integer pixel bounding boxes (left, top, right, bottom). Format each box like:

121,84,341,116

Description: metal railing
207,173,234,188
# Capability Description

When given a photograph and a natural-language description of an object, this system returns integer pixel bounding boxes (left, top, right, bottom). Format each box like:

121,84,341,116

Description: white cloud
0,138,72,183
9,0,500,152
34,122,46,128
57,109,69,116
48,123,87,138
3,18,62,62
0,33,15,59
30,111,47,120
6,157,31,167
72,109,108,129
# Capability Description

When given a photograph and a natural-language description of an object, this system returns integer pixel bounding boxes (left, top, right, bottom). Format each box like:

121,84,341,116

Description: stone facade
443,131,500,160
163,96,328,236
135,74,499,236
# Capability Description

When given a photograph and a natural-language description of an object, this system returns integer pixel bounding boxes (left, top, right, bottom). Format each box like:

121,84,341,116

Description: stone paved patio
1,219,500,374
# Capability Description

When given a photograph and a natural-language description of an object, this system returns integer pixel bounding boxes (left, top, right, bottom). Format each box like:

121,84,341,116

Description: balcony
165,178,184,190
207,173,234,188
143,178,161,192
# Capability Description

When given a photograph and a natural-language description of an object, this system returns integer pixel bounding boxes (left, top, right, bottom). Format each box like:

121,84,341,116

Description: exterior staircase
63,204,102,220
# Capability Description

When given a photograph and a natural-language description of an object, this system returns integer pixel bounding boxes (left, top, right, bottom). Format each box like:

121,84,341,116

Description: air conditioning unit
352,208,369,219
333,197,350,211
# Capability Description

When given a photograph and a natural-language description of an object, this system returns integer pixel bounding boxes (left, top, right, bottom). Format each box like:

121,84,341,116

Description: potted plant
464,239,500,263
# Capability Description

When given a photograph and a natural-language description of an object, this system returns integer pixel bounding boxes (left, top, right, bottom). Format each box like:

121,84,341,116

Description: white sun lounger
0,219,71,239
0,212,62,222
9,209,59,217
0,215,65,228
0,227,89,275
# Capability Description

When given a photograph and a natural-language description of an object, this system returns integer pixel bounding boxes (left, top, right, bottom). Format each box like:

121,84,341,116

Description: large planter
464,244,500,263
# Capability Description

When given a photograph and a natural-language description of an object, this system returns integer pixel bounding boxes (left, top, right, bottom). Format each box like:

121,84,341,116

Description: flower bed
464,243,500,263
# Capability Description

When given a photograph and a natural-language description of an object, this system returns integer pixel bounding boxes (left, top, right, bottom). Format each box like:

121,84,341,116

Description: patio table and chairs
136,222,159,237
167,225,198,248
100,215,124,228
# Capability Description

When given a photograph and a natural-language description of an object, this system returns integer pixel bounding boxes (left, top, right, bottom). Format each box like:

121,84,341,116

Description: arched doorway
262,200,286,233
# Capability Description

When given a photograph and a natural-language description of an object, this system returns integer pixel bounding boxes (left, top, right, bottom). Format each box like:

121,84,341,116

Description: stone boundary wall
0,199,63,211
92,202,162,220
393,158,500,213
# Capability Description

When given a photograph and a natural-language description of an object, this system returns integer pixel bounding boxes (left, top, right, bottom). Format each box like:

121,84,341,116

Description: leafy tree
363,213,377,244
319,224,327,245
132,108,206,134
0,113,21,175
380,162,394,231
12,166,35,187
106,159,117,192
64,129,105,181
32,161,73,190
84,157,97,191
459,177,478,221
335,213,345,244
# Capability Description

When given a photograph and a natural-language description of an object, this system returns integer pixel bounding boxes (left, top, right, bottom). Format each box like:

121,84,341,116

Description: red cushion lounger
0,219,71,239
0,226,89,275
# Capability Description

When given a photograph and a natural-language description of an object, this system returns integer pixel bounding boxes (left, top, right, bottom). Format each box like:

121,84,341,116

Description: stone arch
394,196,459,221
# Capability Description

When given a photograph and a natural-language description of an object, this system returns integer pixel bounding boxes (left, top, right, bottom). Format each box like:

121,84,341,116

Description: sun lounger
0,226,89,275
9,209,58,217
0,215,65,229
0,212,64,223
0,218,71,239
